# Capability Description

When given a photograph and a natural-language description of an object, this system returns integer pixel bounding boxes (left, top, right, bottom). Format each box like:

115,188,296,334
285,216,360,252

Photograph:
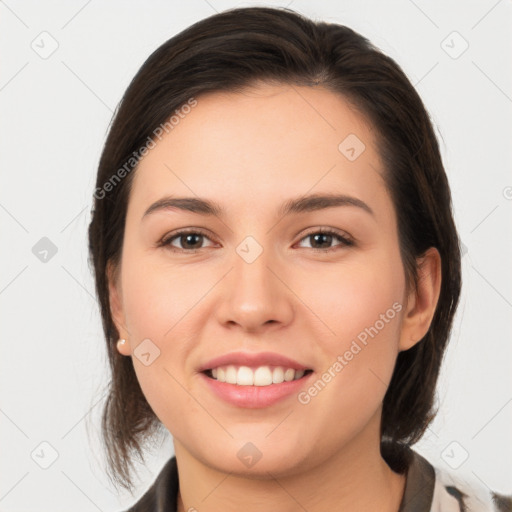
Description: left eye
160,229,353,253
295,230,354,251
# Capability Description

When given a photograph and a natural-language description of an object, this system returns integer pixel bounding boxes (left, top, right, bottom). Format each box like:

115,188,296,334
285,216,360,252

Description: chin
196,440,310,479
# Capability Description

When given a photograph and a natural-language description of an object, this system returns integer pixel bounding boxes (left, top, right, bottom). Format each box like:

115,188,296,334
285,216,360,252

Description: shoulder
391,443,512,512
121,457,179,512
416,451,512,512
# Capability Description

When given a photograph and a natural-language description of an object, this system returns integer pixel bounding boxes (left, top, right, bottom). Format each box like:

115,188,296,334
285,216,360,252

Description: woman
88,6,510,511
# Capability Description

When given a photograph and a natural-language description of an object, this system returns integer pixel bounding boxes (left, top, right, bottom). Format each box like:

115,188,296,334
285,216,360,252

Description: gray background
1,0,511,510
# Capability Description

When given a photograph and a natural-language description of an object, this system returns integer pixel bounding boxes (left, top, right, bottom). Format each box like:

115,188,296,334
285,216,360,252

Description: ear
107,261,131,356
399,247,442,352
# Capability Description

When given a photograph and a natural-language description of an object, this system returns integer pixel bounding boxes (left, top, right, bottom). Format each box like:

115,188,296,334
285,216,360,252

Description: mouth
198,351,314,407
203,365,314,386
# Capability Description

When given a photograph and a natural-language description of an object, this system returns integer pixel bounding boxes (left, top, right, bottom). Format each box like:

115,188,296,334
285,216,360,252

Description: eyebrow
142,193,374,220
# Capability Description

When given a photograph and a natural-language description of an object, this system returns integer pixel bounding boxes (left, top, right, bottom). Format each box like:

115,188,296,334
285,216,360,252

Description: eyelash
158,227,354,254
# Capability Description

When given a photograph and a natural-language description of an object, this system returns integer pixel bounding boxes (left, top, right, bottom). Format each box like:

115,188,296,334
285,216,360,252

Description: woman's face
111,83,421,476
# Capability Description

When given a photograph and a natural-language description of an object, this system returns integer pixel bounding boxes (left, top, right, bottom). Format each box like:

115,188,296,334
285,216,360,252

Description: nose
215,243,295,333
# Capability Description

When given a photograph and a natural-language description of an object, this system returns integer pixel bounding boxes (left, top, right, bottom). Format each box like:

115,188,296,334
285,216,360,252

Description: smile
204,365,313,386
201,367,314,408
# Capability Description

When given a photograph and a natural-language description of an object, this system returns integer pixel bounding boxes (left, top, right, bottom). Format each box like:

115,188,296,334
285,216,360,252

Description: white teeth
237,366,254,385
208,365,308,386
226,365,237,384
254,366,273,386
294,369,305,379
284,368,295,382
272,367,284,384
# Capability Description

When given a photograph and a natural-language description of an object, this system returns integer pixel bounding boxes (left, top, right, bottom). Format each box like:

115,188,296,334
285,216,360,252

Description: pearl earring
117,339,126,350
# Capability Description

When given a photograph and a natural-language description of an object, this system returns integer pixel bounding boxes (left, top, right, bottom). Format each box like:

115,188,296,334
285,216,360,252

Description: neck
174,415,406,512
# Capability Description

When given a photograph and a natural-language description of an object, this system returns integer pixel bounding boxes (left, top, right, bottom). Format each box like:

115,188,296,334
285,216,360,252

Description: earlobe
399,247,442,352
107,261,131,356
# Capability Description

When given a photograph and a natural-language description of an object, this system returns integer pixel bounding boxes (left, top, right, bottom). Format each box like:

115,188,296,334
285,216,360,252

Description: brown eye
159,227,353,254
297,229,354,252
160,229,215,252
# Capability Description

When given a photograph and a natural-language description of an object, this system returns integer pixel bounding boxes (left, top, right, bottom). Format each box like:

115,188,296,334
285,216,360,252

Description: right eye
160,229,217,253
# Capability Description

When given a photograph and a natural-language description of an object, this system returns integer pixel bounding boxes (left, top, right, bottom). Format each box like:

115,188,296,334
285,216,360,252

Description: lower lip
200,372,313,409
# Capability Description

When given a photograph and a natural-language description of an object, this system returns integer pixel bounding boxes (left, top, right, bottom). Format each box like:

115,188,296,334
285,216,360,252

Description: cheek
121,252,208,341
118,251,208,420
292,253,404,414
122,275,203,434
296,250,404,346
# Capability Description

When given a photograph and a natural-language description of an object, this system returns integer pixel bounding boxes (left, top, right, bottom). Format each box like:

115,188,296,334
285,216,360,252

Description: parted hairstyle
88,6,462,491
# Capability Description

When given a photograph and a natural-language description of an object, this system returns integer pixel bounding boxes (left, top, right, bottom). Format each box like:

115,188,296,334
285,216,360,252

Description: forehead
129,82,389,219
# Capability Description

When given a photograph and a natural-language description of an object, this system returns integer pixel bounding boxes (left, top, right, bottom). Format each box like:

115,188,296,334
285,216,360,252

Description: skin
109,82,441,511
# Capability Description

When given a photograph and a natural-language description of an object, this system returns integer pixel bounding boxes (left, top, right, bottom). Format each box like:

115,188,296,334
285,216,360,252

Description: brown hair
88,6,462,491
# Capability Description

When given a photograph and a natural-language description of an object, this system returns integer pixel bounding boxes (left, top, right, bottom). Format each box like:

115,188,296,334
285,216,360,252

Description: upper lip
198,351,311,372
